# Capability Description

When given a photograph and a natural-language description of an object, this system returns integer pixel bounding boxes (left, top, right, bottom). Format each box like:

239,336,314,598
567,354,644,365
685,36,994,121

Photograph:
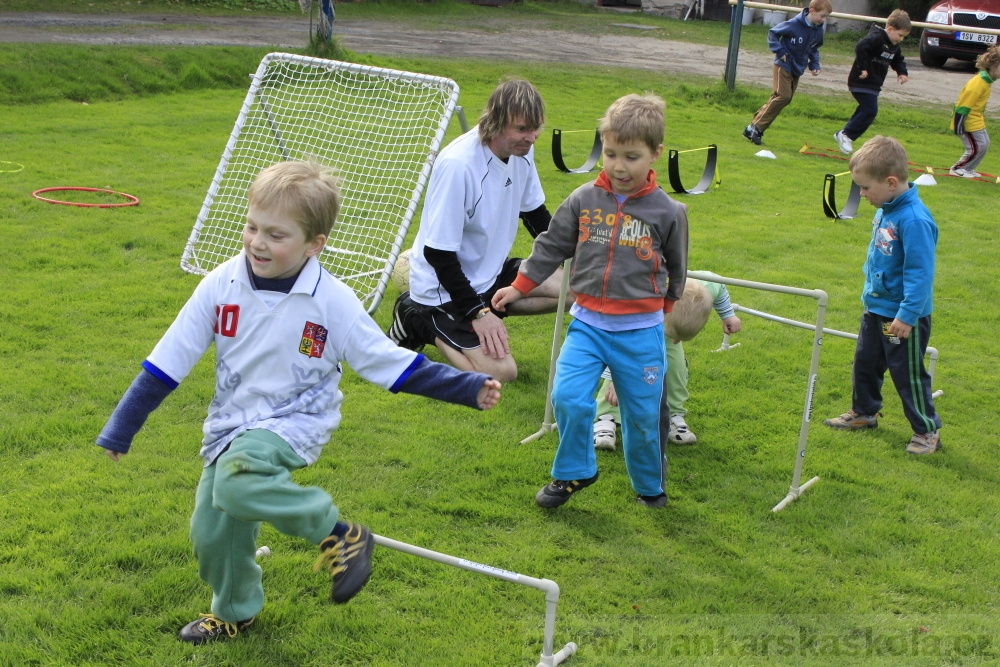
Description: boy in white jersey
97,161,501,644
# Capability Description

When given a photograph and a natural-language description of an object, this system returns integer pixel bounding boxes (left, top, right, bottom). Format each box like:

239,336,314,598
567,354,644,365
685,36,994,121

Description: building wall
637,0,874,32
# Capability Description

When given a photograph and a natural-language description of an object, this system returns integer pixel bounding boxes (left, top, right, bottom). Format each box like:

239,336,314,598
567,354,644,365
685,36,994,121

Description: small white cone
755,150,777,159
914,174,937,186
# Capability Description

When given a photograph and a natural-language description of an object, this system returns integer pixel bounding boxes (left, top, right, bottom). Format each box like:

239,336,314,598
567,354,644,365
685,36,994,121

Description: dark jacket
848,24,908,94
768,8,825,77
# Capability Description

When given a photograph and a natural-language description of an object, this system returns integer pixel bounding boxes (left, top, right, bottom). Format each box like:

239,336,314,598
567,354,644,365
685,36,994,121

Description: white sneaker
668,414,697,445
834,130,853,155
593,414,617,451
949,166,979,178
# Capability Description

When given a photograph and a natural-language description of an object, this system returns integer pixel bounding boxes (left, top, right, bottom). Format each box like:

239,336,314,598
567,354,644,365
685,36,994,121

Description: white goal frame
180,52,460,314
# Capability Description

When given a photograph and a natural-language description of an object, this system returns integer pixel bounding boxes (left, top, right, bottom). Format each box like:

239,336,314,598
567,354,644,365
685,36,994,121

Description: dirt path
1,11,990,110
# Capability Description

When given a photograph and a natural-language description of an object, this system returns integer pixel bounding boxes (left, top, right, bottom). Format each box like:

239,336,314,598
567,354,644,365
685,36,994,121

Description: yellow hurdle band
674,146,713,154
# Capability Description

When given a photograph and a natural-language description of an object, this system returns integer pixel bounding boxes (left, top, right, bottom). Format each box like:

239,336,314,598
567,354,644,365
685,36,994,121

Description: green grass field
1,6,999,666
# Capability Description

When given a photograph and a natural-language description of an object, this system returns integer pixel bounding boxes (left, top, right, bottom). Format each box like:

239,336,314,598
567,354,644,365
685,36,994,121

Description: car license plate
956,32,998,44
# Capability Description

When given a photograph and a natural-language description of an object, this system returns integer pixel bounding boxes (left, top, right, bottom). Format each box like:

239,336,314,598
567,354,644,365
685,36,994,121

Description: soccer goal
180,52,460,314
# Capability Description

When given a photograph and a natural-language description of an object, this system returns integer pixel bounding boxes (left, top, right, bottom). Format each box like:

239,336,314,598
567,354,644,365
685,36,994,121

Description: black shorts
414,257,522,352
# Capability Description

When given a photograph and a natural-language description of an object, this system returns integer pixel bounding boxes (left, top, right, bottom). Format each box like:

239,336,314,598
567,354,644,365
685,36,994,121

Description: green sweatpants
189,429,340,623
596,338,688,420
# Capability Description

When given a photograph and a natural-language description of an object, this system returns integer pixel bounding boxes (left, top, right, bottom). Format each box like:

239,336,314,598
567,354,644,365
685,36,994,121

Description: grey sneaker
834,130,853,155
593,415,617,451
637,493,667,508
667,414,697,444
906,431,941,455
823,410,879,430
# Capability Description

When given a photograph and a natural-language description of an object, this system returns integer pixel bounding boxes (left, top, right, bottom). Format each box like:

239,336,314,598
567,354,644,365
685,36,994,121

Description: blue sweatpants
550,319,666,497
852,312,941,435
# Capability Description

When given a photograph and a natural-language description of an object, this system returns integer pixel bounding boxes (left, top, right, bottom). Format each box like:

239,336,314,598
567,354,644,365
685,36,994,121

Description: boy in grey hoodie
493,94,687,509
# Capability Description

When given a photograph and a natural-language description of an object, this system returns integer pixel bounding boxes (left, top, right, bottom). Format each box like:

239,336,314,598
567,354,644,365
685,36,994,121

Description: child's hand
104,449,124,462
897,74,908,85
721,316,742,335
859,70,868,79
605,382,618,408
491,286,523,312
888,318,912,339
477,378,502,410
811,68,821,76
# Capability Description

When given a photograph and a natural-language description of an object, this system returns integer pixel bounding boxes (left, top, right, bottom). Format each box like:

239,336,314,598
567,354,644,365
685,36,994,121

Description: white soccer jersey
409,126,545,306
145,254,420,466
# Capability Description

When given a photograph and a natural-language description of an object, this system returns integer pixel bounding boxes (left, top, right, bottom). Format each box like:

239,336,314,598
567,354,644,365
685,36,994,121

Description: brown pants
751,65,799,132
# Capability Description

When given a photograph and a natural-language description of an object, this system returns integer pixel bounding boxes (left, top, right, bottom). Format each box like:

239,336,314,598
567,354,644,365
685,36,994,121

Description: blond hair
247,160,341,240
886,9,911,31
849,135,909,182
477,79,545,144
976,44,1000,73
809,0,833,13
598,93,665,153
665,281,713,342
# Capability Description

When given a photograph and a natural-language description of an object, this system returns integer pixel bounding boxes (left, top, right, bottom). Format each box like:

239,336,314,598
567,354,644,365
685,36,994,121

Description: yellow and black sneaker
535,472,599,508
315,521,375,604
178,613,254,645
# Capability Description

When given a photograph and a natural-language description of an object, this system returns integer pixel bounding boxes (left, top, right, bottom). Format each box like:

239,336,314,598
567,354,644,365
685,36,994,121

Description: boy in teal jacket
824,136,942,454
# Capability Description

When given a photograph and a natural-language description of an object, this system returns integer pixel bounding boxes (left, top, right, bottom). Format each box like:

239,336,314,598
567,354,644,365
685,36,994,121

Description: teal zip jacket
862,184,938,325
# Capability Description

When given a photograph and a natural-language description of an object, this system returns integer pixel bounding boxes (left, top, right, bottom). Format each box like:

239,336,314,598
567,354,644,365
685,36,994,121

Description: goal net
181,52,460,313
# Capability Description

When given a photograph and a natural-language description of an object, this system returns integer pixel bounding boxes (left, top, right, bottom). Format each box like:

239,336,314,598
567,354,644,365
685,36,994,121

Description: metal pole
724,0,745,91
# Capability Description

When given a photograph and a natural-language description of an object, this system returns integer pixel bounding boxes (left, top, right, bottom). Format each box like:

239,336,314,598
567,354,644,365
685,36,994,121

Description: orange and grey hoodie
512,169,687,315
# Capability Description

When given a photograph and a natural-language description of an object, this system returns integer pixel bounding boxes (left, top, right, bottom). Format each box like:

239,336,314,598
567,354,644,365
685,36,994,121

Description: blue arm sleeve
96,367,174,454
396,357,490,410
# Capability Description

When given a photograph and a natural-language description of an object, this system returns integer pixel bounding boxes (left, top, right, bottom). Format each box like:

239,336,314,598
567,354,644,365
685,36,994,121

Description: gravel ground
1,10,991,111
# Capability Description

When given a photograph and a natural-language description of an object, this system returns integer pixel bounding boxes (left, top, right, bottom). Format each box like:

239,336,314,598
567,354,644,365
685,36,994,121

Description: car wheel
920,40,948,68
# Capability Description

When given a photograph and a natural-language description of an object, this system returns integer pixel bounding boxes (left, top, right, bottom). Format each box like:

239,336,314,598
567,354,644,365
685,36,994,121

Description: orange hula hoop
32,187,139,208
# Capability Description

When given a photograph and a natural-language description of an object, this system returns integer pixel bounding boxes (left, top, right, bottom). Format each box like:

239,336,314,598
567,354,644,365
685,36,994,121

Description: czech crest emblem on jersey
299,321,328,359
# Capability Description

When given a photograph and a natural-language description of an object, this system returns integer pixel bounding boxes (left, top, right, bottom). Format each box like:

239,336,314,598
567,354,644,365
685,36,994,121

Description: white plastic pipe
372,534,577,666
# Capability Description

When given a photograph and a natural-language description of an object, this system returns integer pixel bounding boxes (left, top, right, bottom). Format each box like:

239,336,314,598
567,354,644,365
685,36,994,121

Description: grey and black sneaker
906,430,941,455
637,493,667,509
823,410,880,430
386,291,424,351
743,124,763,146
178,614,254,645
535,472,599,508
315,521,375,604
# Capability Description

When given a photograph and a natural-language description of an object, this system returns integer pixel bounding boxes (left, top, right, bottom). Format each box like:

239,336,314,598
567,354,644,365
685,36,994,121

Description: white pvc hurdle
372,534,578,667
732,303,943,399
522,269,830,513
